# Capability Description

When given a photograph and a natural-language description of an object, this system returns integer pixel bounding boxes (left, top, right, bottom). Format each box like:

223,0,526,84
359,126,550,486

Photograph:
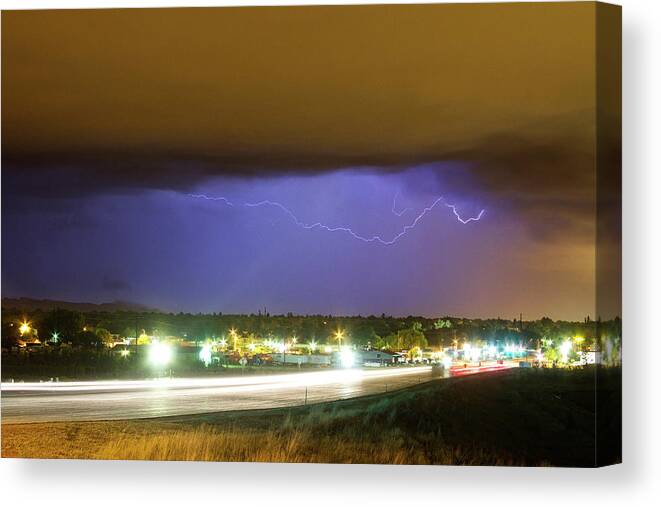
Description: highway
1,366,436,423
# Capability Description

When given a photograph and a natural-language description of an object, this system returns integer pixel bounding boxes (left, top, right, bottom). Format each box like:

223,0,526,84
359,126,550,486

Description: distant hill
1,298,160,313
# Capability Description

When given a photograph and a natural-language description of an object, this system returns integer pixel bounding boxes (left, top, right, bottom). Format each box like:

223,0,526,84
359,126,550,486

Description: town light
229,328,238,349
309,340,317,353
335,329,345,348
199,343,212,367
19,321,31,335
340,347,355,368
51,331,60,343
560,340,572,363
149,341,173,366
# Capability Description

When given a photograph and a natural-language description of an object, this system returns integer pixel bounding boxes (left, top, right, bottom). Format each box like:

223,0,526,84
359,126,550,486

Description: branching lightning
392,191,412,217
188,193,485,246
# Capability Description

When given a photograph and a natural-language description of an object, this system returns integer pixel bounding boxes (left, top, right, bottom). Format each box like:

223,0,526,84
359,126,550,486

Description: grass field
1,367,621,466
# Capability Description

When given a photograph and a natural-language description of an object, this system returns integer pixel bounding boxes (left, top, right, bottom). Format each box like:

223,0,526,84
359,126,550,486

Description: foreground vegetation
1,368,621,466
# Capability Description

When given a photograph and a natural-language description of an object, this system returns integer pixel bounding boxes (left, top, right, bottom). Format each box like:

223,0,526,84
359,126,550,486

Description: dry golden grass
2,421,517,465
94,426,432,464
1,420,169,459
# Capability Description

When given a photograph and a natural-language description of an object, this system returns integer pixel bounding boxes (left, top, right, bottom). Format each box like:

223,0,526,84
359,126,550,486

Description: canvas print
1,2,621,466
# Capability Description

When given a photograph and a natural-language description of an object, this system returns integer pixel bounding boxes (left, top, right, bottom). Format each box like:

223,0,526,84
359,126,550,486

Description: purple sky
2,165,595,320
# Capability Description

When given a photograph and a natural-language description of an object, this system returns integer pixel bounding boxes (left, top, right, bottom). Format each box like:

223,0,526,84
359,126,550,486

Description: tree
39,309,84,344
73,330,100,348
434,319,452,330
380,325,428,351
351,324,380,347
95,328,114,347
1,320,18,349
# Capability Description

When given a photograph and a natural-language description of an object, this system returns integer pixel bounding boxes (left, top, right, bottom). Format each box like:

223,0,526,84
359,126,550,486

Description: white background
0,0,659,506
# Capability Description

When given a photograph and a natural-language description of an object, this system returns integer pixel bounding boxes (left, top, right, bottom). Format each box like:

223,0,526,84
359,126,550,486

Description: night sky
1,4,618,320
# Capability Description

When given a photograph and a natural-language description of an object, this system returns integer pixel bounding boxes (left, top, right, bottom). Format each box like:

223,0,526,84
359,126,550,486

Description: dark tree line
2,305,620,352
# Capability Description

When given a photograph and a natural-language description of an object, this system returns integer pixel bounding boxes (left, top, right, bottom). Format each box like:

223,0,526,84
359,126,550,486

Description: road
1,366,436,423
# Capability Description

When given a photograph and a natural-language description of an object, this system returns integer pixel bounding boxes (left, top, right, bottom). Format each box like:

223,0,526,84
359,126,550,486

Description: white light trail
1,366,432,393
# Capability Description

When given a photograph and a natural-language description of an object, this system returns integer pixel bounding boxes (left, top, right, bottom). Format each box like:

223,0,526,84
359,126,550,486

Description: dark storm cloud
1,3,616,244
2,116,591,203
436,113,598,240
3,4,596,185
2,117,597,244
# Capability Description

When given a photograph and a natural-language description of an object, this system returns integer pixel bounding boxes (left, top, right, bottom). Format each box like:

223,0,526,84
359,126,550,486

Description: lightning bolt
445,204,486,225
392,191,412,217
188,193,485,246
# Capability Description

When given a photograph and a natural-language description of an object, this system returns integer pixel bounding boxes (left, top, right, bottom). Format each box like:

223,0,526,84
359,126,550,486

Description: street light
19,321,31,336
199,343,212,367
334,329,345,349
149,340,173,367
573,335,585,352
340,348,355,368
560,340,572,363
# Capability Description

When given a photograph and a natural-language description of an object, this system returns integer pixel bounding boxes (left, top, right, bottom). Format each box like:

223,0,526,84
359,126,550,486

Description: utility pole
135,318,139,356
134,317,140,377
